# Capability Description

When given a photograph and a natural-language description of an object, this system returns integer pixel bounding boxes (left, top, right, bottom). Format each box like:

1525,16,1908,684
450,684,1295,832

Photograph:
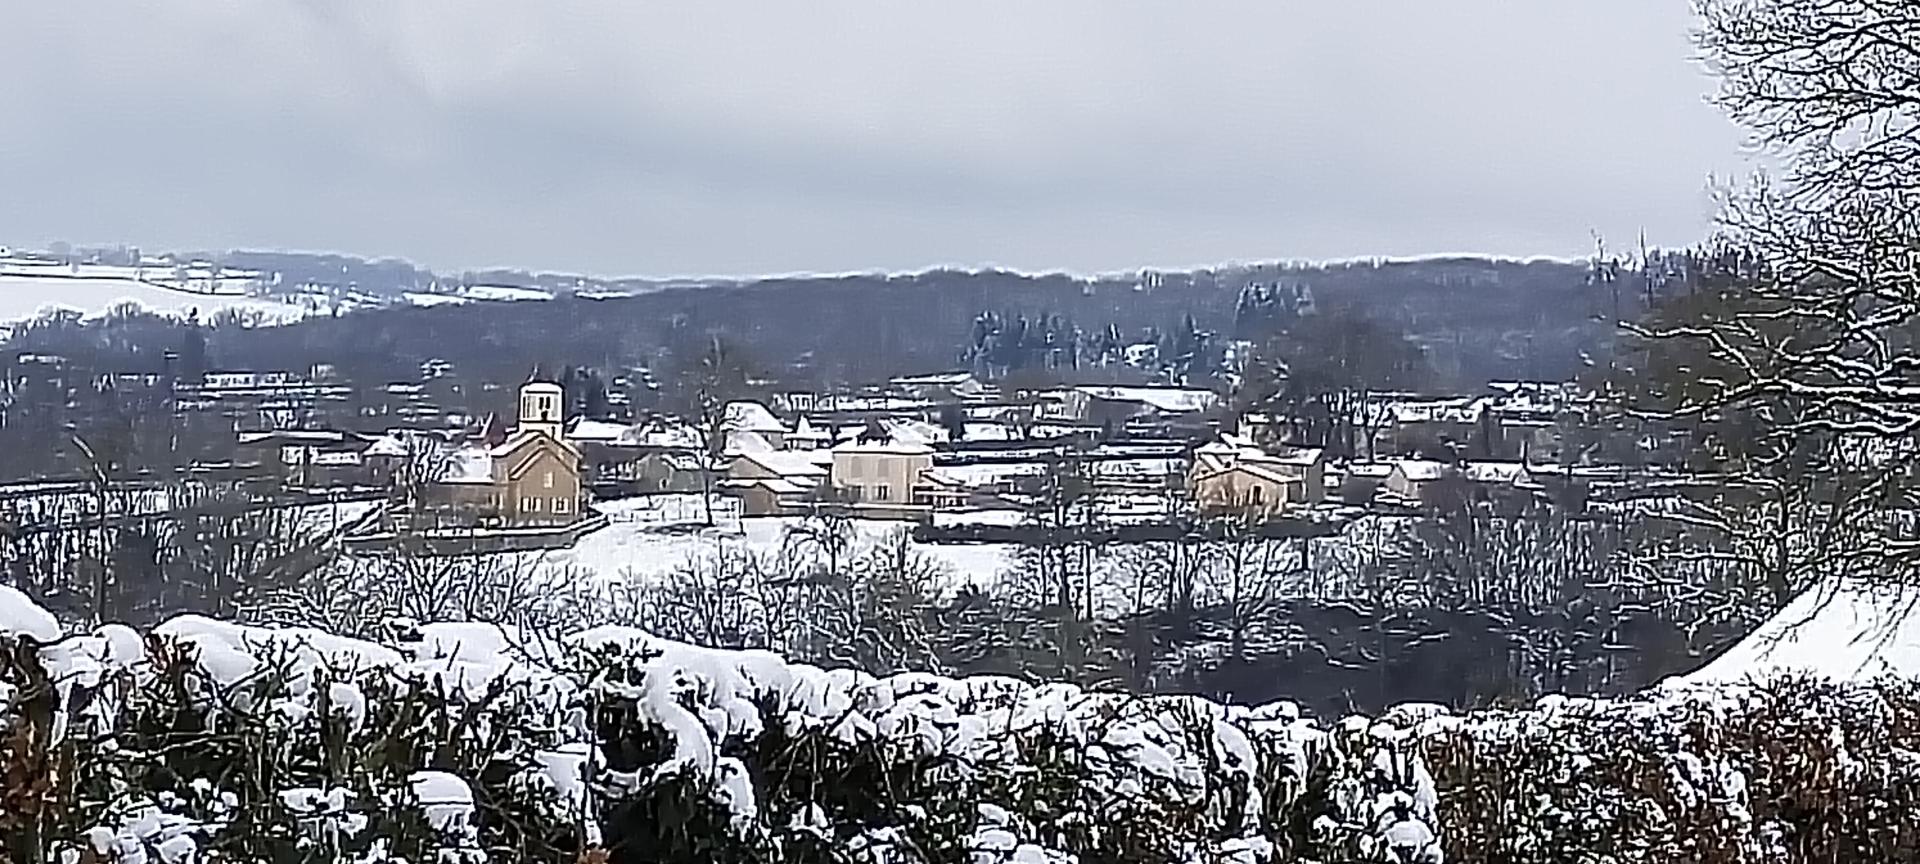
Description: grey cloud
0,1,1750,275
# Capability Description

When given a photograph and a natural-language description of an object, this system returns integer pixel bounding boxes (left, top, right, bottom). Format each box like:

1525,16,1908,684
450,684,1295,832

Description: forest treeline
5,255,1645,396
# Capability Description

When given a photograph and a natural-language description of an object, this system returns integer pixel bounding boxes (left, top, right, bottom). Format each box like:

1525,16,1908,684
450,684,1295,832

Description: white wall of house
831,449,933,504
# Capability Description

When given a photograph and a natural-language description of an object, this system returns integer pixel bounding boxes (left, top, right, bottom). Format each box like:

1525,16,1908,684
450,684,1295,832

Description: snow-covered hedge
0,593,1441,864
1420,678,1920,862
15,583,1916,863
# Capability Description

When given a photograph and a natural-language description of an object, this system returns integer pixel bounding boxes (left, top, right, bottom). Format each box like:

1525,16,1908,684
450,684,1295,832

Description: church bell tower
517,380,564,441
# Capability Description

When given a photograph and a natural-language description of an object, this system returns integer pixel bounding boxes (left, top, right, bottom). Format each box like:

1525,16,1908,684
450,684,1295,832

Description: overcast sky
0,2,1751,277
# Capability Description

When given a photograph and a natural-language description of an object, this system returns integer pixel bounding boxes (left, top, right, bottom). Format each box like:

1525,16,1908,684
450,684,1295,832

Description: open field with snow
0,274,315,325
348,494,1024,593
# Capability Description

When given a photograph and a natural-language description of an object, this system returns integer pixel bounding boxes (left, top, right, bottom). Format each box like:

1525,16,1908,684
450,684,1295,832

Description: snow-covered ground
536,495,1019,589
1679,578,1920,685
401,283,554,307
0,274,312,325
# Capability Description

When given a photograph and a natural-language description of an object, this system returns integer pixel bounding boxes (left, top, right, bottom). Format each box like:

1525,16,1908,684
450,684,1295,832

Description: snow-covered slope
1679,578,1920,684
0,274,313,325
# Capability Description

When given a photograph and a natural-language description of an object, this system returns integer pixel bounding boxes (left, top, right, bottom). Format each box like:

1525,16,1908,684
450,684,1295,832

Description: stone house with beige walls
829,437,935,505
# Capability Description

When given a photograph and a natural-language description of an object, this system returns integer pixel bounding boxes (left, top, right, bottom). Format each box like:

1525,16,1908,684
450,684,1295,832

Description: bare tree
248,537,566,639
388,433,453,529
1612,2,1920,614
662,334,758,527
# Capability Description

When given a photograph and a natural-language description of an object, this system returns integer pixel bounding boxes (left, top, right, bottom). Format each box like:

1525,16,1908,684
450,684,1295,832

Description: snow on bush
14,580,1920,863
0,591,1447,863
1420,679,1920,863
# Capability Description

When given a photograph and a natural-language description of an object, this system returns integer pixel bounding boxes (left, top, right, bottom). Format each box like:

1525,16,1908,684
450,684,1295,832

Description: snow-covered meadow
0,275,316,326
0,259,319,325
541,496,1020,589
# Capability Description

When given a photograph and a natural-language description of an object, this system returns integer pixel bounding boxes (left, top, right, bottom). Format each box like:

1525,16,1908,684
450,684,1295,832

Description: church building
486,379,585,526
424,378,586,528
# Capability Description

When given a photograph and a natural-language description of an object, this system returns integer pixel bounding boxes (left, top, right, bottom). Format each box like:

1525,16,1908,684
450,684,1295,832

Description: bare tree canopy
1612,2,1920,609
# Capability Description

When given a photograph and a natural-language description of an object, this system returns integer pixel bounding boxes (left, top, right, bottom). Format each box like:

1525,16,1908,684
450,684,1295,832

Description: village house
723,400,787,450
788,416,835,450
234,428,374,488
830,435,936,507
558,416,713,495
724,450,831,516
1056,385,1222,429
1188,435,1327,516
889,371,991,402
1378,457,1561,511
1382,459,1450,504
1333,461,1394,506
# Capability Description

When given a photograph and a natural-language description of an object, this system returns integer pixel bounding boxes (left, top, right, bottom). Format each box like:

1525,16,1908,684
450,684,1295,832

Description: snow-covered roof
365,435,408,457
442,446,495,484
1342,462,1394,479
959,422,1015,442
918,468,967,487
1268,446,1325,467
884,418,947,446
1389,459,1449,482
729,477,809,495
791,416,832,440
311,451,362,467
237,429,355,446
1075,386,1220,414
1088,458,1182,479
567,418,631,443
1200,460,1298,487
620,422,702,450
1387,397,1482,425
736,451,830,479
722,401,786,434
891,371,975,386
1461,461,1529,484
935,461,1049,487
724,430,776,455
834,438,936,456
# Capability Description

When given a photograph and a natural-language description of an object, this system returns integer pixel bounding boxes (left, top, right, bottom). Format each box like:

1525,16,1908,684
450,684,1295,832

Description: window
544,470,554,489
873,485,890,502
1250,485,1264,506
554,497,569,514
521,496,540,512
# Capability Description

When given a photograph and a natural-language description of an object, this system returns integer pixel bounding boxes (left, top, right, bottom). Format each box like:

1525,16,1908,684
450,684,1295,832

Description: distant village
0,338,1651,553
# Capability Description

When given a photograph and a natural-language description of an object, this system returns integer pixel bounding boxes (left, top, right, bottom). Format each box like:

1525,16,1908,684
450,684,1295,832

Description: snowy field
0,274,313,325
526,495,1021,590
401,284,554,307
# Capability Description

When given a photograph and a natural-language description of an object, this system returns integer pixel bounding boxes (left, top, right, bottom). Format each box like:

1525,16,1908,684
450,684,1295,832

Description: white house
830,438,935,505
1383,459,1450,503
722,400,787,450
